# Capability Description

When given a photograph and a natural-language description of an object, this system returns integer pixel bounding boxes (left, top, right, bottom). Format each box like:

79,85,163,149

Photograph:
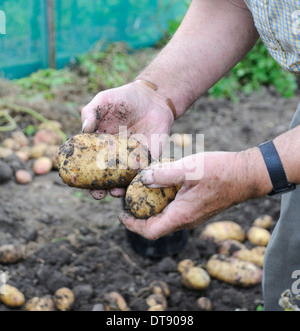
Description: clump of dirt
0,75,299,311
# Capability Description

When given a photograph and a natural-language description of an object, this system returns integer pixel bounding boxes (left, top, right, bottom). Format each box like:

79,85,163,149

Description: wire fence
0,0,187,79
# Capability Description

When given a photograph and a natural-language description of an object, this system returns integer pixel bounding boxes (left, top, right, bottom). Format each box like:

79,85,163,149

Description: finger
119,209,176,241
81,93,105,133
109,188,126,198
90,190,107,200
141,155,204,188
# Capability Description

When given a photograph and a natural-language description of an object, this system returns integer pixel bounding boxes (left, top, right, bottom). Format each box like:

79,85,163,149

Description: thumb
140,160,186,188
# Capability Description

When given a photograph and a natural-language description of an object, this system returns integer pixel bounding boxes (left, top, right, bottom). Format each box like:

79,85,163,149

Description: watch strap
258,140,296,196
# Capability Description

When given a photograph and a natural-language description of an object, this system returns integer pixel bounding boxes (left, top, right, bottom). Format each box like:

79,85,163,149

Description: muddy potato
125,159,180,219
53,287,75,311
177,259,195,274
0,244,24,264
217,239,246,255
247,226,271,247
58,133,151,190
0,284,25,308
252,215,272,229
200,221,245,243
25,296,55,311
197,297,212,311
181,266,211,290
149,280,170,298
206,254,263,287
104,291,130,311
146,294,167,310
233,246,266,268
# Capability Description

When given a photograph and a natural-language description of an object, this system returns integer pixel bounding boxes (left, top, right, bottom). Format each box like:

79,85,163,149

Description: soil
0,79,299,311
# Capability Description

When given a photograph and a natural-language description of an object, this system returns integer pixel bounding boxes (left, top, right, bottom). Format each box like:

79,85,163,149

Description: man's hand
120,149,272,240
81,81,175,200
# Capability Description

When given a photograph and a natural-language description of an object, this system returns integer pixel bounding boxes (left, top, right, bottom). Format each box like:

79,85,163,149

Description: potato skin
206,254,262,287
125,158,180,219
200,221,245,243
58,133,151,190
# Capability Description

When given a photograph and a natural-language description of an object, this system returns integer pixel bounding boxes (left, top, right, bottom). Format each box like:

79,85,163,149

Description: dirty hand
119,149,272,240
81,81,175,200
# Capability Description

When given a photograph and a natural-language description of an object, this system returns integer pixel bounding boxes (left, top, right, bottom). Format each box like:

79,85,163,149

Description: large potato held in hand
125,159,180,219
57,133,151,190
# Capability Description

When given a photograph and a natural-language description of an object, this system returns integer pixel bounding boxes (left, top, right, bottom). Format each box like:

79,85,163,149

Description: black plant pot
122,197,188,258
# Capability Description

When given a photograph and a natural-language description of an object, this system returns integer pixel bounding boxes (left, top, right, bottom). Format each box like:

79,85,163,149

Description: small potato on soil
58,133,151,190
206,254,262,287
177,259,195,274
149,280,170,298
15,170,32,185
252,215,273,229
104,291,130,311
200,221,245,243
30,143,48,159
197,297,212,311
217,239,246,255
33,157,53,175
233,246,266,268
125,159,180,219
0,244,24,264
25,296,55,311
181,266,211,290
146,293,167,310
0,147,13,158
247,226,271,247
33,129,63,146
53,287,75,311
0,284,25,308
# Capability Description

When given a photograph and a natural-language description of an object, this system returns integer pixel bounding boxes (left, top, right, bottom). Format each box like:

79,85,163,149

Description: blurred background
0,0,187,79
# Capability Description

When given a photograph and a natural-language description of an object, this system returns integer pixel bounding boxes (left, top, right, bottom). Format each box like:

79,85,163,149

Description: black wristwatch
258,140,296,196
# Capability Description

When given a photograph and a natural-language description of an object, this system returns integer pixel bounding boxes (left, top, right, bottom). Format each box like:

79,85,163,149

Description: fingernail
141,170,154,186
81,119,88,133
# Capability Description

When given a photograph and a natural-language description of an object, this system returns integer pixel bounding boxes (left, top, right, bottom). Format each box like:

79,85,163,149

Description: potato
0,147,13,158
0,284,25,307
177,259,195,274
233,246,266,267
53,287,75,311
104,291,130,311
252,215,272,229
217,239,246,255
147,304,165,311
58,133,150,190
33,129,62,146
15,170,32,185
200,221,245,243
25,296,55,311
206,254,263,287
146,294,167,310
30,143,48,159
149,280,170,298
125,159,180,219
181,266,211,290
44,145,59,169
0,244,24,264
247,226,271,247
33,156,53,175
11,131,29,148
197,297,212,311
2,138,20,151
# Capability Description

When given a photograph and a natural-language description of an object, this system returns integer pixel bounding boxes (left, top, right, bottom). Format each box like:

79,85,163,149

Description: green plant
15,68,77,100
209,40,298,101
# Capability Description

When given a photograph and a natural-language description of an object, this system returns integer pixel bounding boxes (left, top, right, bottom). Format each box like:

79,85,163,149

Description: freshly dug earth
0,86,299,311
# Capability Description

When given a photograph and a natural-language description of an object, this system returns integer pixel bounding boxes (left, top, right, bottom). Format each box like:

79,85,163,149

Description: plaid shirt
244,0,300,73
